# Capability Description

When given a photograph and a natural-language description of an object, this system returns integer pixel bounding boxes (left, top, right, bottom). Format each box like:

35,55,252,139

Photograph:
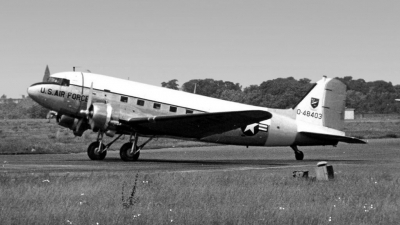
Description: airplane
27,71,366,161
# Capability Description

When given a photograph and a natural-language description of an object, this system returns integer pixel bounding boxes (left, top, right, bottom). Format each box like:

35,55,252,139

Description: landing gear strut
290,145,304,160
120,133,154,161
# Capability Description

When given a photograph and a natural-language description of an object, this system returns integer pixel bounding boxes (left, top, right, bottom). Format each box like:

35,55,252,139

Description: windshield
47,77,70,86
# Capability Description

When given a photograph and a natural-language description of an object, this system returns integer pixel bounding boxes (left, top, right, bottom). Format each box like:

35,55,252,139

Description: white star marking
244,123,258,134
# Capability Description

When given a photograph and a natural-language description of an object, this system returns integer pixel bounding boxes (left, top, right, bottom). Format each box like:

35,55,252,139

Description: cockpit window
61,79,70,86
47,77,62,83
47,77,70,86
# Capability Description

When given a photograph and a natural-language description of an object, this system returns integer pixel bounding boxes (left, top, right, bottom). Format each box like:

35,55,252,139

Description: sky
1,0,400,98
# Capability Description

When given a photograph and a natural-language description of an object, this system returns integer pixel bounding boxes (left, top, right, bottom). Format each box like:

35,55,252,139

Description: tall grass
1,170,399,224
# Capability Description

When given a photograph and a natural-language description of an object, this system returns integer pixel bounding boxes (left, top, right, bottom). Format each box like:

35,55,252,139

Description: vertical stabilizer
294,77,346,131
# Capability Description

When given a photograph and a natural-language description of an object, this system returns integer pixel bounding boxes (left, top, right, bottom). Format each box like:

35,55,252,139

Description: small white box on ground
315,161,334,181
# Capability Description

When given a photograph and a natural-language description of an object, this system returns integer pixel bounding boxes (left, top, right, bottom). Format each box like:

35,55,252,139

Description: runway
1,138,399,176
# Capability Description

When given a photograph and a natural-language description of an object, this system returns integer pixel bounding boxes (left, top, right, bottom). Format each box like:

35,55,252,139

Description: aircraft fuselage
28,72,337,148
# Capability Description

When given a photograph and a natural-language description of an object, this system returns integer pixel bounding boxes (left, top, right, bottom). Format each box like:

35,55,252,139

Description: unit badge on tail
310,98,319,109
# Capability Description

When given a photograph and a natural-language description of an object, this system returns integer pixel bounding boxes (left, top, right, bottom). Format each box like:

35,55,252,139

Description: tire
295,151,304,160
120,143,140,161
87,141,107,160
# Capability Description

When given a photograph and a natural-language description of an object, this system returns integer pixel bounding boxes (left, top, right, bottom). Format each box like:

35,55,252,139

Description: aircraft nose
27,84,41,102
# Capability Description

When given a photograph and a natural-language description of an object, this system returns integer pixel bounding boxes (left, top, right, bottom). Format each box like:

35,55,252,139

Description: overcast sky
1,0,399,98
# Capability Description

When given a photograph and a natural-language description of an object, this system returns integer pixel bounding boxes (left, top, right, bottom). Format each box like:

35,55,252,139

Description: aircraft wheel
120,143,140,161
295,151,304,160
87,141,107,160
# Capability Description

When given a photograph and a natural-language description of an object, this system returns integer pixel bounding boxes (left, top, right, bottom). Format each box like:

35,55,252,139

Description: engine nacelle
57,115,90,136
58,115,79,130
89,103,119,132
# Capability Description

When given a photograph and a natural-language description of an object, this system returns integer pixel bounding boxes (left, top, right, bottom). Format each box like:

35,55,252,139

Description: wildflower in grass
79,200,89,205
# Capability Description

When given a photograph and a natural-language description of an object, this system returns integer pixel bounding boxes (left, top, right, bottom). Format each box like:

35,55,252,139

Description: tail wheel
87,141,107,160
120,143,140,161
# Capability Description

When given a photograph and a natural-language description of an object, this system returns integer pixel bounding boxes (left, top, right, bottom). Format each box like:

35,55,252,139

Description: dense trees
161,79,179,90
163,76,400,113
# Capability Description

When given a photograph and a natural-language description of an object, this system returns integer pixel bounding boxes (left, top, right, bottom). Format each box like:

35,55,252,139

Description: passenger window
120,96,128,103
186,109,193,114
153,103,161,110
137,99,145,106
170,106,177,113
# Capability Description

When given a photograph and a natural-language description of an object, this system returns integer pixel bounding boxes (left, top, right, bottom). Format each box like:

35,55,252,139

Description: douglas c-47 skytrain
27,71,366,161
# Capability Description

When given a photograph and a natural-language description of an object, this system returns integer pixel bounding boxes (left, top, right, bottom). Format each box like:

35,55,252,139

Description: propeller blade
87,81,93,111
79,81,94,118
46,110,57,119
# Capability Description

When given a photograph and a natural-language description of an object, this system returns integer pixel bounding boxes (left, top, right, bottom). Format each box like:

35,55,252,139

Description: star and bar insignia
241,122,269,136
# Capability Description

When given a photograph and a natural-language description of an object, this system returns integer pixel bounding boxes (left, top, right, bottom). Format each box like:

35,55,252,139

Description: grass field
1,170,399,224
0,117,400,154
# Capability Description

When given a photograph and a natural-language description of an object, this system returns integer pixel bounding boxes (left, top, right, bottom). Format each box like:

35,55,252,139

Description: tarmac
1,138,399,176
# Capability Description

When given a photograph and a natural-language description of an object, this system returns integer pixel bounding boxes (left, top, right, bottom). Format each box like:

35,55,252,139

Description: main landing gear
86,132,154,161
87,132,107,160
290,145,304,160
120,133,154,161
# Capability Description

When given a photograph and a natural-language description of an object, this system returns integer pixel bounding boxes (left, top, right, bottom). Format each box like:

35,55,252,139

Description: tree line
162,76,400,114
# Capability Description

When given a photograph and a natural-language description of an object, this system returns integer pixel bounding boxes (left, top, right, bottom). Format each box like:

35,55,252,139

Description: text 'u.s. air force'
40,88,88,102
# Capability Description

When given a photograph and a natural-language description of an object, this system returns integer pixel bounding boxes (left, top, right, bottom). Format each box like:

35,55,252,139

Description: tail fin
294,76,346,131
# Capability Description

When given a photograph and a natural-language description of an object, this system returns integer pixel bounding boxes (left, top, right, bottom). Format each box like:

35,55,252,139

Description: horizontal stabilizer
120,110,272,138
300,132,367,144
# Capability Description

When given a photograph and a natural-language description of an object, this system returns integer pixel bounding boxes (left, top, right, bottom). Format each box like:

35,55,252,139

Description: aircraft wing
120,110,272,138
300,132,367,144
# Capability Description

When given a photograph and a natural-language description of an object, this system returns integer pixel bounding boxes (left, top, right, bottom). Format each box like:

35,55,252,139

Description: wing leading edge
120,110,272,139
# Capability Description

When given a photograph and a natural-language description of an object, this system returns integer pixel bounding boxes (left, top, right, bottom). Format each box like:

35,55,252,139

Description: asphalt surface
1,139,399,176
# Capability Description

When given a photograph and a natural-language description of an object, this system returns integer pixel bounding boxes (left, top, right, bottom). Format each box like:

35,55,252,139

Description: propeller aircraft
27,71,366,161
